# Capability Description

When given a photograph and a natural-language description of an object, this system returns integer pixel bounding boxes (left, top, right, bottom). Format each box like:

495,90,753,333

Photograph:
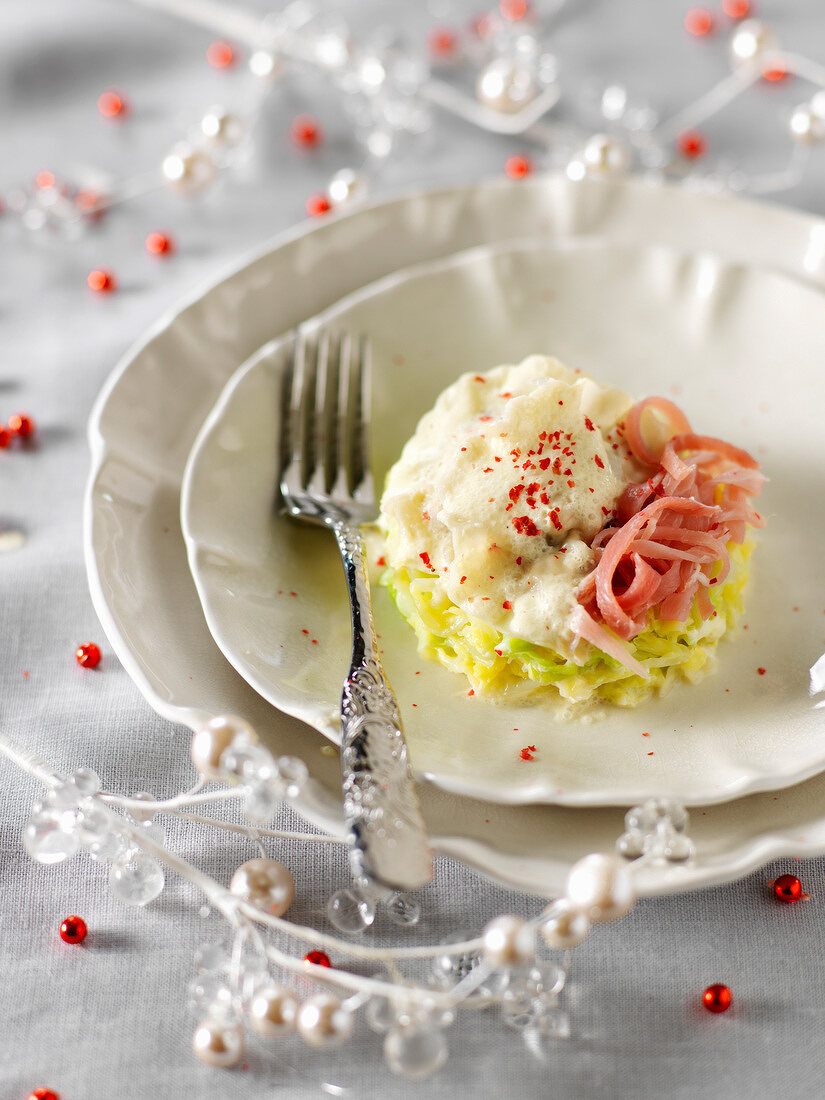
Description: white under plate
182,238,825,808
86,175,825,896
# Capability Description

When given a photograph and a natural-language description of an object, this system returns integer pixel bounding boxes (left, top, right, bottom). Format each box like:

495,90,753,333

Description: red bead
8,413,34,439
290,115,322,148
145,231,175,256
722,0,752,17
305,193,332,217
28,1089,60,1100
762,64,788,83
97,89,129,119
0,426,10,449
303,950,331,968
76,643,102,669
500,0,530,21
87,268,117,294
677,130,707,159
702,983,732,1013
428,26,459,57
684,8,714,36
74,189,106,221
773,873,803,902
206,41,235,69
35,170,56,190
59,915,88,944
505,154,533,179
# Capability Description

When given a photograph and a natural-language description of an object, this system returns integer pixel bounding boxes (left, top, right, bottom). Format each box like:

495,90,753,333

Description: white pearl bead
248,985,299,1037
192,1019,245,1067
565,853,635,924
191,715,257,779
297,994,354,1048
539,899,591,949
481,915,536,967
790,104,824,144
476,57,537,114
161,143,216,195
581,133,631,175
729,19,778,72
810,90,825,122
230,857,295,916
249,49,282,81
328,168,367,206
200,107,245,147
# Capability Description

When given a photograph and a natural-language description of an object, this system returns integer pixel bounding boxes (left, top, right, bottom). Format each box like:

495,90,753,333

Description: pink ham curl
624,397,693,467
588,495,721,640
572,401,765,675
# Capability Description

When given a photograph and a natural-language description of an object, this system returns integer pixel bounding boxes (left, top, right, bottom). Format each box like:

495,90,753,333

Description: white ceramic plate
86,175,825,896
181,238,825,808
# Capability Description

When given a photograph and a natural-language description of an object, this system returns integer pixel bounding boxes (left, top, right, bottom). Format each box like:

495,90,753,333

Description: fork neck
333,522,379,669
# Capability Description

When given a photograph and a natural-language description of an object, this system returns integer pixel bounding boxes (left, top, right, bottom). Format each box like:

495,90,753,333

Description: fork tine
287,332,314,491
353,336,374,504
309,331,335,496
334,332,354,498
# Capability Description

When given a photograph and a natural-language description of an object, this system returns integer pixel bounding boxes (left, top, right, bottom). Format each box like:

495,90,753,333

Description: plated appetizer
378,356,764,707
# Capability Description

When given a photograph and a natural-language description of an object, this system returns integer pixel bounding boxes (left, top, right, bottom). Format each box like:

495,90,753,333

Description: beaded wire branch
1,718,693,1078
6,2,825,241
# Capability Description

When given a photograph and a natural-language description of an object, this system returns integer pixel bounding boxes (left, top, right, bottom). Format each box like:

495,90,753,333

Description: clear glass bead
87,821,129,862
529,1005,571,1039
69,768,101,798
601,84,628,121
384,892,421,927
366,988,395,1034
529,962,567,1005
220,736,273,783
244,782,276,824
384,1021,448,1079
431,934,481,988
194,941,227,972
51,781,84,811
274,755,308,799
187,973,233,1016
76,801,113,845
23,808,79,864
617,829,646,860
624,801,658,833
128,791,156,824
327,887,375,934
663,833,695,863
109,850,165,906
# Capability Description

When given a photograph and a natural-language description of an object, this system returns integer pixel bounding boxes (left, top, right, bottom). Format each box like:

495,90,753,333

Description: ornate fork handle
335,523,433,891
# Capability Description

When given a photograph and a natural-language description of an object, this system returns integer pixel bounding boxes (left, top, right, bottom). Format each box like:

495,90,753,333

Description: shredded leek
382,540,754,706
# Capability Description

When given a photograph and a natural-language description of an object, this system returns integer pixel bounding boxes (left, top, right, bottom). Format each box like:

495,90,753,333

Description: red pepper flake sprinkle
757,667,766,675
647,751,654,756
584,416,595,431
376,555,386,567
301,629,309,635
520,745,537,761
467,689,474,696
419,552,433,570
513,516,540,536
594,455,604,469
474,375,486,382
550,512,562,531
515,557,522,565
642,732,650,737
494,649,503,656
567,479,575,488
460,576,467,584
502,600,512,610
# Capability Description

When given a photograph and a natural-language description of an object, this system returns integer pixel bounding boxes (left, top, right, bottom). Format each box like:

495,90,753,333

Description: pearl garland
192,1018,245,1067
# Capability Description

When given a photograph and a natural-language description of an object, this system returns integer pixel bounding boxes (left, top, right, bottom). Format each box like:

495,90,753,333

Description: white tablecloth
3,1,825,1096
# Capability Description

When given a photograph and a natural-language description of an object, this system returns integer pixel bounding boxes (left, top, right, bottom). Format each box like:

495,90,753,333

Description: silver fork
279,330,433,892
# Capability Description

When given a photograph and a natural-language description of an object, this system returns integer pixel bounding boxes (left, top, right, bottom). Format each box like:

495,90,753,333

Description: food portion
378,355,764,707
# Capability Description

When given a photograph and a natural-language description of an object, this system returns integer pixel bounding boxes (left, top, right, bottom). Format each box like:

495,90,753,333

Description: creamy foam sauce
380,356,639,654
